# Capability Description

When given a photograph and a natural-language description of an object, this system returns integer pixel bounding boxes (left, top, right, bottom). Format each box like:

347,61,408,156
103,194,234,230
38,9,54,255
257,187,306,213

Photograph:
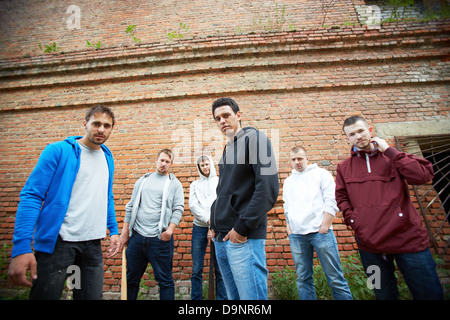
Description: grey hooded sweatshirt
124,172,184,238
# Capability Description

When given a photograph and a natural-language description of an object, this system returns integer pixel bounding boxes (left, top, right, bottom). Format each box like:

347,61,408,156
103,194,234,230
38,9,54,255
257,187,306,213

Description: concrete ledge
375,118,450,138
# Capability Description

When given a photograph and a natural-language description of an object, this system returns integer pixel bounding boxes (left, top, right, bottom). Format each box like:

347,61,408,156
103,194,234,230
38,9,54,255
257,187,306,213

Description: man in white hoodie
189,155,226,300
283,146,352,300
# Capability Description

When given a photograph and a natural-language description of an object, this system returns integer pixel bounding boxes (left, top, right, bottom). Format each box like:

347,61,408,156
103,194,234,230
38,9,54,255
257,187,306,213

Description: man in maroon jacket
335,116,443,300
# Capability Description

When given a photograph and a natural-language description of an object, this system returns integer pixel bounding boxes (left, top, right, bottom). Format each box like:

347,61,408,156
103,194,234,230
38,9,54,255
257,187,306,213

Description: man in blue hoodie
210,98,279,300
8,105,120,300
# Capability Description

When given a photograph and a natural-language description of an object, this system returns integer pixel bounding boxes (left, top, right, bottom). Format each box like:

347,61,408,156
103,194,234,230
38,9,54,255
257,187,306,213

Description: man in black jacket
210,97,279,300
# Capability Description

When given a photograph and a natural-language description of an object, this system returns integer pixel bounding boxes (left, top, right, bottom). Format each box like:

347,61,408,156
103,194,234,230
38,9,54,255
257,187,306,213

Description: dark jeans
30,236,104,300
191,225,226,300
126,232,175,300
359,247,443,300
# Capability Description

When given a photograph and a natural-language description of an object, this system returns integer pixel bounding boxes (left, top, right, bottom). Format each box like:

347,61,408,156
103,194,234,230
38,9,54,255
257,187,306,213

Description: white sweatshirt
189,155,218,228
283,163,339,235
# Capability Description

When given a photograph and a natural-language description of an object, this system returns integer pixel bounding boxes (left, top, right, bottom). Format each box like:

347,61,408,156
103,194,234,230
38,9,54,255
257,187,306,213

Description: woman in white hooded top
189,155,226,300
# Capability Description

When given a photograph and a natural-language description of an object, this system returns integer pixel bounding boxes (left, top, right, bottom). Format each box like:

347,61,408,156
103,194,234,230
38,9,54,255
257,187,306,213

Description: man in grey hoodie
119,149,184,300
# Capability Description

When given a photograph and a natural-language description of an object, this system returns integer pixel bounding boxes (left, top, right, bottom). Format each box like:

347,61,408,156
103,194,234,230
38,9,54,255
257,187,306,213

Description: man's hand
161,223,176,242
119,223,130,252
8,253,37,287
207,229,214,245
318,224,330,234
107,234,120,258
223,228,247,244
286,224,293,236
370,137,390,153
319,212,335,234
161,229,173,241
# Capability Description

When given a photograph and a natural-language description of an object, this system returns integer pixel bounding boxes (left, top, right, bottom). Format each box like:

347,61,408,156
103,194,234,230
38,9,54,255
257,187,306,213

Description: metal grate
395,134,450,257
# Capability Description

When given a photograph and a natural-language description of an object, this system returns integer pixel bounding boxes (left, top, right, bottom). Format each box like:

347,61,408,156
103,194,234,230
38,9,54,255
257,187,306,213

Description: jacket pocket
212,194,239,231
350,205,412,252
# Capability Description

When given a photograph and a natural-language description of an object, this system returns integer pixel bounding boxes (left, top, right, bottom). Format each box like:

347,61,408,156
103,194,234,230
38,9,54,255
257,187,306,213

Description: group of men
7,98,444,300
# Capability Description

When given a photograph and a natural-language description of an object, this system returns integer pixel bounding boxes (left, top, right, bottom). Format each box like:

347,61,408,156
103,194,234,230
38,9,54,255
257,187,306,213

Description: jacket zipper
365,153,372,173
212,145,227,233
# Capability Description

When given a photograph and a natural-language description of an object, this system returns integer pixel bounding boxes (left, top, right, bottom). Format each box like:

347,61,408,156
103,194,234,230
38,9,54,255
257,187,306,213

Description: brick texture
0,0,449,299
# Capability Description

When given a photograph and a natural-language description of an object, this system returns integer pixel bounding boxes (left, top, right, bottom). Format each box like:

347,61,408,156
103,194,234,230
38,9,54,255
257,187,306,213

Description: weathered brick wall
0,0,365,60
0,0,449,299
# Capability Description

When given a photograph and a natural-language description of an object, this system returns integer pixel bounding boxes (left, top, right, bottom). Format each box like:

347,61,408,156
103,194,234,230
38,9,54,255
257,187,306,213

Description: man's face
290,150,308,172
156,152,172,175
213,105,242,138
343,120,373,151
83,112,114,148
199,160,210,177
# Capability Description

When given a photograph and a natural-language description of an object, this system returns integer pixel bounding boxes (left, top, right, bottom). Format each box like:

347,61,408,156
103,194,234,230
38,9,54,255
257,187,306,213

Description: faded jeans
289,231,353,300
214,238,268,300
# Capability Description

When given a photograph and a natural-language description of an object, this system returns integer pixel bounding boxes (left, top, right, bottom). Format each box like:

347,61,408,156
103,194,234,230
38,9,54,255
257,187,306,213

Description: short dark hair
212,97,240,118
85,105,115,126
342,116,368,132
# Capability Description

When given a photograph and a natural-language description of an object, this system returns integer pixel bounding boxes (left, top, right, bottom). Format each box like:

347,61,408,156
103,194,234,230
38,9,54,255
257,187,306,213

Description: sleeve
282,178,290,225
383,147,434,185
188,181,209,225
335,163,354,226
321,170,339,216
169,180,185,226
12,144,60,257
124,177,142,223
233,131,280,237
106,156,119,236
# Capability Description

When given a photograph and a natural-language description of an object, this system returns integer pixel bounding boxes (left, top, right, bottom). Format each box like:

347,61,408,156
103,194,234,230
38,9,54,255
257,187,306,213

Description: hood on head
196,155,217,179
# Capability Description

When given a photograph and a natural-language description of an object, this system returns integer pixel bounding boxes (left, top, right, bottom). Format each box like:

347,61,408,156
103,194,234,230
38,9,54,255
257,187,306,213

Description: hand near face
370,137,390,153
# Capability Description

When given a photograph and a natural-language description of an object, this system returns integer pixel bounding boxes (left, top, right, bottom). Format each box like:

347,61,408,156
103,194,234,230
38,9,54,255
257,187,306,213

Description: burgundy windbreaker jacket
335,146,433,254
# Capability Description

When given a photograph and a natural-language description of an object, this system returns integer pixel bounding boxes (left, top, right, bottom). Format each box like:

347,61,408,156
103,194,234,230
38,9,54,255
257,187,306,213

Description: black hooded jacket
210,127,280,241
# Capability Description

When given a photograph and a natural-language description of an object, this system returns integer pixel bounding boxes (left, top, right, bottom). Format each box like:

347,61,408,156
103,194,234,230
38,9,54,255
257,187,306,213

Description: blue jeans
359,247,443,300
126,232,175,300
191,225,227,300
289,231,353,300
30,236,104,300
214,238,268,300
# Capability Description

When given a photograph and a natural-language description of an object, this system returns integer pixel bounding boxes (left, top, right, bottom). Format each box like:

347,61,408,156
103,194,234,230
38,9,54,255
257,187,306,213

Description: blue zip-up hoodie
12,136,119,258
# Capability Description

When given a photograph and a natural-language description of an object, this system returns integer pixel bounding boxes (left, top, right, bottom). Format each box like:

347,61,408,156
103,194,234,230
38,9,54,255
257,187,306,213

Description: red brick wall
0,0,365,60
0,0,449,299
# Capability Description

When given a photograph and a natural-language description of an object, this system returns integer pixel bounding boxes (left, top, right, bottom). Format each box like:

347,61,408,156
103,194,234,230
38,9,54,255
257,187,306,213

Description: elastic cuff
233,219,250,237
383,147,400,159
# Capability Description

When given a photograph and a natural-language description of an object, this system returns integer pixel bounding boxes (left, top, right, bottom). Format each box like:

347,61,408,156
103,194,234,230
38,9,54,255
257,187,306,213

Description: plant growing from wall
385,0,415,19
126,24,141,43
86,40,102,50
251,1,289,32
38,42,61,53
167,23,190,41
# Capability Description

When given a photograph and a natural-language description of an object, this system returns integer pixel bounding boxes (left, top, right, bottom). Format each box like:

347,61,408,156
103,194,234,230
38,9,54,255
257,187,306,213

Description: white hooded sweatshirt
283,163,339,235
189,155,218,228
